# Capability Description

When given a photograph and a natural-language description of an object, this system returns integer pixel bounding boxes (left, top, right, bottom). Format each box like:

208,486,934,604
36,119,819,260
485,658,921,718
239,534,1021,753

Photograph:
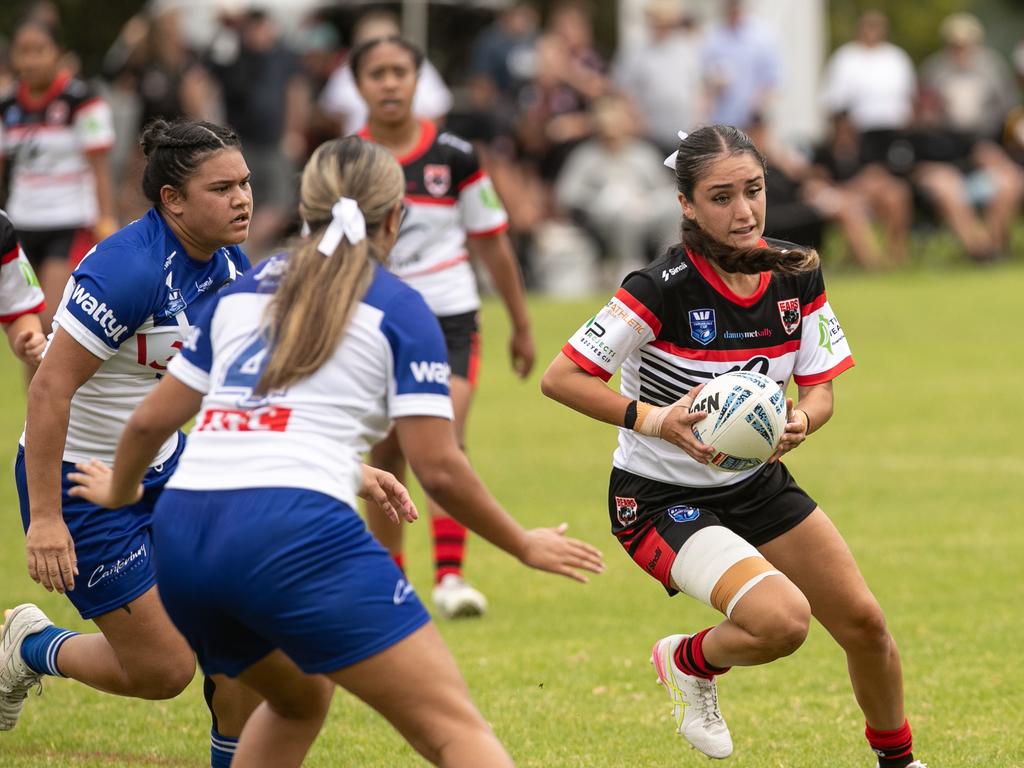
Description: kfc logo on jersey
689,308,716,345
615,496,638,526
777,298,801,335
423,164,451,197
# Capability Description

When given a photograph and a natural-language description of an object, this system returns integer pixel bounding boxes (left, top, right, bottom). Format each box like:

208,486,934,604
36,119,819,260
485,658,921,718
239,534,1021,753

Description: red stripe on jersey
651,338,801,362
1,246,19,265
399,251,469,278
688,249,771,307
16,71,71,111
71,97,106,116
615,288,662,336
562,342,612,381
83,142,114,155
458,169,486,191
801,292,827,316
359,119,437,166
793,355,854,386
0,299,45,324
466,222,509,239
405,194,456,207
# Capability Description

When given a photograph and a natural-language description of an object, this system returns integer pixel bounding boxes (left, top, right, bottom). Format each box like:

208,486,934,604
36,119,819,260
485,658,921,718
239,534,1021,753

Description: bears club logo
614,496,638,527
778,298,801,335
423,164,451,197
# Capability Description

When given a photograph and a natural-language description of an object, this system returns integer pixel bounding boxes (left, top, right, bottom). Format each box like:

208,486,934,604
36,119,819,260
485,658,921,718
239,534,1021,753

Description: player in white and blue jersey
0,120,250,753
64,137,602,767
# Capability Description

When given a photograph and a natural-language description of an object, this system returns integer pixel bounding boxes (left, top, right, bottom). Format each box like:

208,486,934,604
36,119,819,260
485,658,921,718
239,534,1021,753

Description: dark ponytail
674,125,819,275
140,119,242,207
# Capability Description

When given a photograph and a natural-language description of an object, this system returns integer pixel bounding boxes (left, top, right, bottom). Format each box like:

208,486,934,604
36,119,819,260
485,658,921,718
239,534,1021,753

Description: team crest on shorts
423,164,451,197
614,496,638,527
666,505,700,523
778,298,801,335
689,308,716,345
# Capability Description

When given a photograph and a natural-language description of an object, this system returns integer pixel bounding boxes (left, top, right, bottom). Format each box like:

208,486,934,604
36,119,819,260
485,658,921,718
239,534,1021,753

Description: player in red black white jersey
0,209,45,371
353,35,535,619
542,125,925,768
0,19,117,335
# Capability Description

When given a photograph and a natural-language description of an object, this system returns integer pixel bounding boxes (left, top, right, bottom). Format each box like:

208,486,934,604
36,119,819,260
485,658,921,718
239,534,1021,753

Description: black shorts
608,463,816,593
17,227,95,271
437,310,481,385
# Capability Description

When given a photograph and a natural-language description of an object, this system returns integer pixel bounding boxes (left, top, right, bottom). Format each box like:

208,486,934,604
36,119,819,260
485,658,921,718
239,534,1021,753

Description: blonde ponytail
255,137,404,395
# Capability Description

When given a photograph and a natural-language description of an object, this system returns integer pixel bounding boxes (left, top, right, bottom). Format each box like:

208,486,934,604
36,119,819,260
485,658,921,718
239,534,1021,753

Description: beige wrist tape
633,401,673,437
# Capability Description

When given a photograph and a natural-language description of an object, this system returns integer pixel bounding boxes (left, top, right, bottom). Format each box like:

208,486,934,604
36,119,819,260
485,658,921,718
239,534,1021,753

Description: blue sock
20,625,78,677
211,728,238,768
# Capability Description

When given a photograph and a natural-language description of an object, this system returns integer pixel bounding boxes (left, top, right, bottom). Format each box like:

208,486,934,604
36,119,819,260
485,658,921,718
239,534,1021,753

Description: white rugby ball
689,371,787,472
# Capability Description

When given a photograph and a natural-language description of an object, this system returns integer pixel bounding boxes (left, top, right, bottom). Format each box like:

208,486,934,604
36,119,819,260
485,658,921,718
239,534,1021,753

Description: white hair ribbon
663,130,689,169
317,197,366,256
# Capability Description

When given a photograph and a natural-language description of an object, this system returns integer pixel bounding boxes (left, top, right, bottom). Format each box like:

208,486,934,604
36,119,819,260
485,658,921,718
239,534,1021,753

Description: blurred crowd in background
3,0,1024,296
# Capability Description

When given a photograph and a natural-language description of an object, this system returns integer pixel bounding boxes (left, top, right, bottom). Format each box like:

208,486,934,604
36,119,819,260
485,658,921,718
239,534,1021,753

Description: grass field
1,262,1023,767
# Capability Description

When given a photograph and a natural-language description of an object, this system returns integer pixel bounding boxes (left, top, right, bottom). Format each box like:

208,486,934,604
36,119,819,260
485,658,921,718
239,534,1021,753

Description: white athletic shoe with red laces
651,634,733,759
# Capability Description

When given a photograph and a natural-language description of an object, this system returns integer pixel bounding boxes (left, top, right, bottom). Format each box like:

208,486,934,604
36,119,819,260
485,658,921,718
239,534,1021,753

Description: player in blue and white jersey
66,137,602,768
0,120,250,743
543,126,925,767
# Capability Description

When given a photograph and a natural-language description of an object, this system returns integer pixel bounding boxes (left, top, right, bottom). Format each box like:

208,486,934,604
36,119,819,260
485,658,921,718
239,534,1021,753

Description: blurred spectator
0,19,117,332
296,19,345,155
546,0,608,103
554,94,678,284
103,7,216,219
747,115,896,270
908,13,1024,262
614,0,704,155
1004,37,1024,163
920,12,1018,142
467,2,539,115
318,11,452,137
206,8,310,256
821,10,916,167
812,111,911,265
702,0,778,129
22,0,81,78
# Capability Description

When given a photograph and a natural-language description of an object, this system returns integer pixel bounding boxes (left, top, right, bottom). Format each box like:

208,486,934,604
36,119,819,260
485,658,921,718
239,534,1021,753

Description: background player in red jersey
0,19,117,336
0,209,46,371
353,35,535,619
541,125,925,768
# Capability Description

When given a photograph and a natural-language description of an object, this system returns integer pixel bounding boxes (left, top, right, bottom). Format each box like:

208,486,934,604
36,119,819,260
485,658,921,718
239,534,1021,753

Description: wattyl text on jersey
410,360,451,386
68,282,129,342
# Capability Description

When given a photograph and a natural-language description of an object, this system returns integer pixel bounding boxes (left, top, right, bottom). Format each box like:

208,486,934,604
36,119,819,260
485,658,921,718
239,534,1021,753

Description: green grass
2,261,1023,767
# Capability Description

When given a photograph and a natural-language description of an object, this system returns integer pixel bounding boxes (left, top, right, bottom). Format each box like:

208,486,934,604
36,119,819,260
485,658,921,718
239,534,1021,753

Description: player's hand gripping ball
689,371,787,471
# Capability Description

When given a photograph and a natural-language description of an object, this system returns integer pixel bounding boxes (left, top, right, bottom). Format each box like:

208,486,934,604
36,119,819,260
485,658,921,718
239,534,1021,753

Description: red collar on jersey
358,118,437,166
686,242,771,308
16,70,71,112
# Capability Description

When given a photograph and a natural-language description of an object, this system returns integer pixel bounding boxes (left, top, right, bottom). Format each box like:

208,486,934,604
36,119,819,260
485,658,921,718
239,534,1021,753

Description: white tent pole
403,0,429,51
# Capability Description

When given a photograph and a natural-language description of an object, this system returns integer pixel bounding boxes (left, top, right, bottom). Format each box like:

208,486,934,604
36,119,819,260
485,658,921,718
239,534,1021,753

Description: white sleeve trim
389,393,454,421
54,310,118,360
166,354,211,394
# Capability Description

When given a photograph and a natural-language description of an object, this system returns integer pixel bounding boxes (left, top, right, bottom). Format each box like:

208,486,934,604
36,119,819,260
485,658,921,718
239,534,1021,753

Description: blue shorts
151,487,431,677
14,435,185,620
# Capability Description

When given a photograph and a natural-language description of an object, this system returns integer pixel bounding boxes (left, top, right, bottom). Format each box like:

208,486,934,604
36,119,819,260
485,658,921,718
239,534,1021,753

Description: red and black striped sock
866,719,914,768
432,515,467,583
392,551,405,574
673,628,731,680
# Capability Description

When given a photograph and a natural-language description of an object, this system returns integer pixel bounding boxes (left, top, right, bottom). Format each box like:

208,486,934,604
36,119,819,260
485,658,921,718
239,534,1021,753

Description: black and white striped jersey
0,73,114,230
562,240,854,488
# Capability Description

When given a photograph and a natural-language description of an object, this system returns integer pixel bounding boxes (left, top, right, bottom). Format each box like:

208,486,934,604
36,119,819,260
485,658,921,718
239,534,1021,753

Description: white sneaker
876,762,928,768
432,575,487,619
0,604,52,731
651,634,733,759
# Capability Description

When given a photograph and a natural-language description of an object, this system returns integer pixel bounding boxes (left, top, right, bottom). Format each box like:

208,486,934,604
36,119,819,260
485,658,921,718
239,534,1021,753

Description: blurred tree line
0,0,1020,81
828,0,1024,61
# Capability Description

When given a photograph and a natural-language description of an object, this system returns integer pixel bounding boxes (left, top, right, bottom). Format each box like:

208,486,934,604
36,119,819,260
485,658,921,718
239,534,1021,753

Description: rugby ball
689,371,787,472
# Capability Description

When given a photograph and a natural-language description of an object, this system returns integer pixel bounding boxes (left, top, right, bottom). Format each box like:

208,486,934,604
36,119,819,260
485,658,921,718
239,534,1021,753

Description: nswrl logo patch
689,308,716,345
